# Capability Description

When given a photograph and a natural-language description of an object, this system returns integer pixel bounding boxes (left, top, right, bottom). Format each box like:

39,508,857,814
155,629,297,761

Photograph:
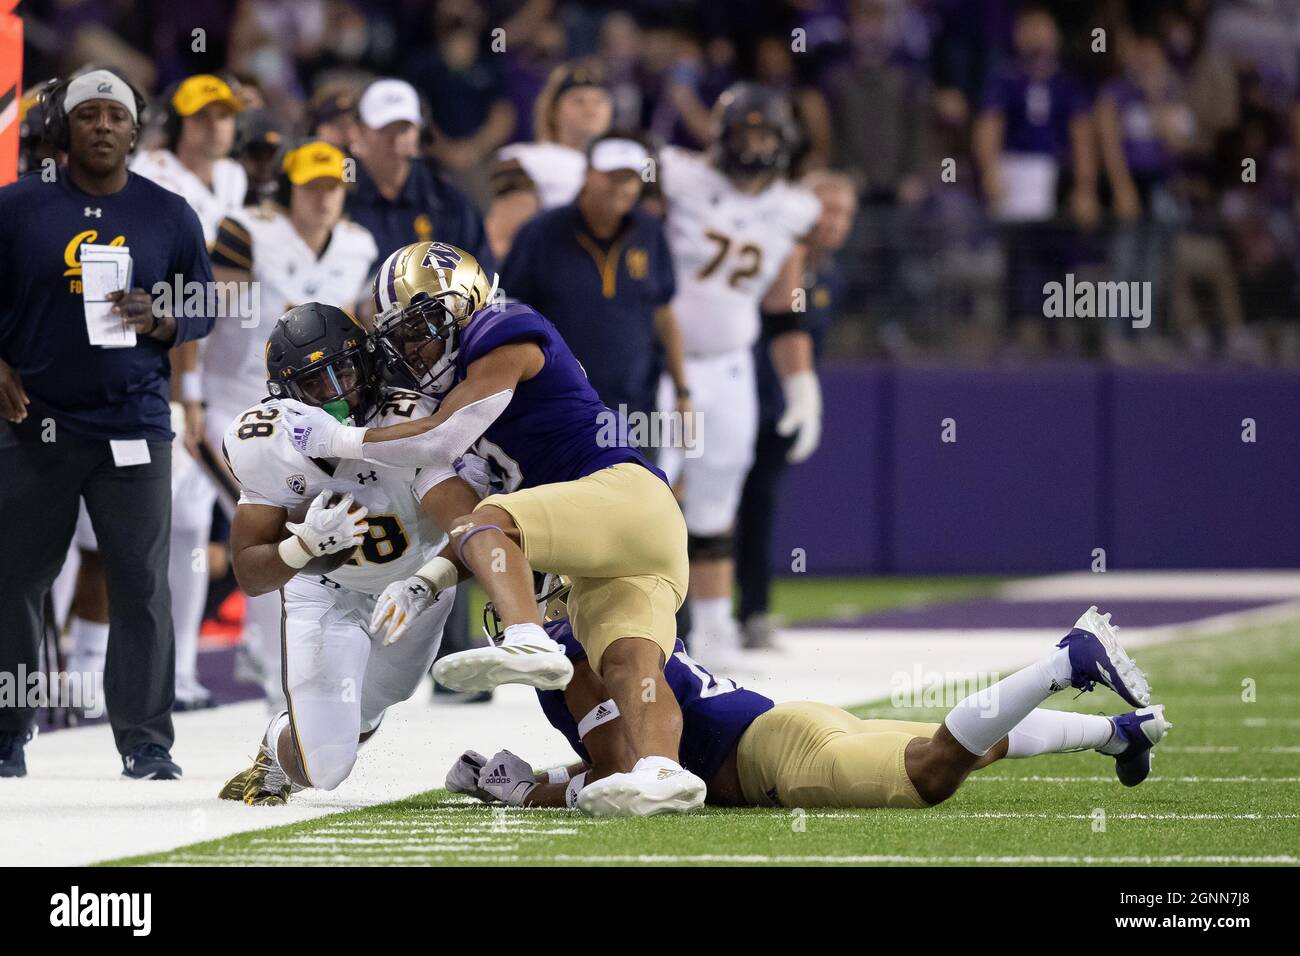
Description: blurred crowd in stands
19,0,1300,365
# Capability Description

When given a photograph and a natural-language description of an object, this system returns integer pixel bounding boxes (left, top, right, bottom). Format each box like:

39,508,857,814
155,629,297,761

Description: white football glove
775,370,823,464
285,490,369,557
275,399,365,459
370,574,439,645
446,749,491,800
476,749,539,806
453,452,494,498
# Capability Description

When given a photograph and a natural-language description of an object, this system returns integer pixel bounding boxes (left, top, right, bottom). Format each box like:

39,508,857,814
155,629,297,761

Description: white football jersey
130,149,248,244
222,390,447,595
660,146,821,356
202,204,379,416
496,141,587,209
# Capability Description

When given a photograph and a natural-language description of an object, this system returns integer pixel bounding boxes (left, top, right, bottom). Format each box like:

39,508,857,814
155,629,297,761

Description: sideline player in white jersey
218,303,457,804
206,140,378,707
64,74,249,708
657,83,824,669
485,59,613,261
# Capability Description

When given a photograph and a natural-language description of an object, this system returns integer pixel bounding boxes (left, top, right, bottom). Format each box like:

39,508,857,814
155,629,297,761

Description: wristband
565,771,588,809
578,699,620,740
332,426,366,461
180,370,203,403
414,555,459,594
277,535,312,569
547,766,571,786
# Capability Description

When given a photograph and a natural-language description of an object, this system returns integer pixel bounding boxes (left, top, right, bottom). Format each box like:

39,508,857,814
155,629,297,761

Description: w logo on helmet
421,243,462,271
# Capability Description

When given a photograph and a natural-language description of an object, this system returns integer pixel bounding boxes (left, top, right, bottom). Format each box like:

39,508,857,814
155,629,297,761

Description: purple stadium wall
773,364,1300,574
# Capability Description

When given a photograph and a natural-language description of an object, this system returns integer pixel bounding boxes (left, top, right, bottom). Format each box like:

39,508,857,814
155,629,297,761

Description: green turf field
110,608,1300,867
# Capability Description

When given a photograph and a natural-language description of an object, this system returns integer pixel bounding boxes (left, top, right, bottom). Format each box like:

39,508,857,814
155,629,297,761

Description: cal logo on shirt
63,229,127,293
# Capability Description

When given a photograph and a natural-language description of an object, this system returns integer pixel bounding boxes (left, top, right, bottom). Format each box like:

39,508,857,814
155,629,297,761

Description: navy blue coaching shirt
348,157,496,269
502,203,675,417
0,170,214,441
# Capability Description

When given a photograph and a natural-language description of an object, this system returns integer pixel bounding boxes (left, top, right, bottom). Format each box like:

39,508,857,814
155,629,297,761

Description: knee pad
688,532,734,562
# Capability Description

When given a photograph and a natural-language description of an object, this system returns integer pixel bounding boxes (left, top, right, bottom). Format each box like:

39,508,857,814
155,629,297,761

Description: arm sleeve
360,389,513,471
171,203,217,345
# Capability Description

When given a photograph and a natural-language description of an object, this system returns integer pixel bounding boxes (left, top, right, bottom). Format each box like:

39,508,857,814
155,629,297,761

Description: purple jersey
536,619,774,782
455,300,667,490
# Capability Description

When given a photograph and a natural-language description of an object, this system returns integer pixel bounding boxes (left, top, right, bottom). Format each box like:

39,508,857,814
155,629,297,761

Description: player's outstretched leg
907,606,1154,803
431,508,572,692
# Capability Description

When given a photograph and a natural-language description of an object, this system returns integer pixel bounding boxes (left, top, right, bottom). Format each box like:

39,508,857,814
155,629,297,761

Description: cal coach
0,70,214,779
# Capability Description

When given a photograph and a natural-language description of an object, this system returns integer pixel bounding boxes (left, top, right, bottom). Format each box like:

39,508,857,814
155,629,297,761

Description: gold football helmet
371,241,498,396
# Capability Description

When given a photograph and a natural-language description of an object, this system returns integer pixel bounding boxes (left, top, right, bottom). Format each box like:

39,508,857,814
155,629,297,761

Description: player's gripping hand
370,575,438,645
476,750,539,807
453,452,494,498
445,749,492,801
275,399,363,459
776,370,823,464
284,491,369,559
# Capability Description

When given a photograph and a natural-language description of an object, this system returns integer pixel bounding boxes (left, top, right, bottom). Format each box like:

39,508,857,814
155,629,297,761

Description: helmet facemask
276,345,380,426
375,275,496,398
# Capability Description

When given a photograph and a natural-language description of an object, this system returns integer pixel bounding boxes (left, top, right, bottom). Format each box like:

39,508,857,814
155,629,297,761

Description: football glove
370,574,438,645
775,370,823,464
284,491,369,557
476,749,539,806
453,452,494,498
276,399,365,459
445,750,492,801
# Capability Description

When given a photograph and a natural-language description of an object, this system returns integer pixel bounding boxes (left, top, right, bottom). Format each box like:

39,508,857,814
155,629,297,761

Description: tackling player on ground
275,241,706,815
217,303,461,804
451,603,1171,812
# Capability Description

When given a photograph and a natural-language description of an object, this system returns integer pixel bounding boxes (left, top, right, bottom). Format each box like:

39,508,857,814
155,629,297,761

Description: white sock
261,711,293,791
691,597,731,635
1005,708,1117,758
502,622,551,646
943,647,1073,756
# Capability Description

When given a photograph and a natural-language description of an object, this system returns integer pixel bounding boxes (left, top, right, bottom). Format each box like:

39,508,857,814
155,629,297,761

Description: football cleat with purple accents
1058,606,1151,708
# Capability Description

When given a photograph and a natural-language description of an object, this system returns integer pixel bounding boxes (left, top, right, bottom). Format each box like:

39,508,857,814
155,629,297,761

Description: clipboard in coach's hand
80,243,136,349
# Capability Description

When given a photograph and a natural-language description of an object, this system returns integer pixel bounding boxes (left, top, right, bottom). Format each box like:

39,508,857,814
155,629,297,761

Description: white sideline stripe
805,812,1300,821
1000,570,1300,602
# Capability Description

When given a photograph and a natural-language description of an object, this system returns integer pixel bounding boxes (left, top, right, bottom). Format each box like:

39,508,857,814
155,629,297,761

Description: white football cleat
433,626,573,692
577,756,707,817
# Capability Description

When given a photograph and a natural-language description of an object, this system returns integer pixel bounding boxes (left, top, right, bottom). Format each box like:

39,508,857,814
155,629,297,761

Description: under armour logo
406,582,427,597
357,471,378,484
319,536,337,552
84,207,102,218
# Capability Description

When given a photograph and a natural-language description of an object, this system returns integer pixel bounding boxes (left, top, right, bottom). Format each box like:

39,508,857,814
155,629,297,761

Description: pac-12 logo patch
286,474,307,495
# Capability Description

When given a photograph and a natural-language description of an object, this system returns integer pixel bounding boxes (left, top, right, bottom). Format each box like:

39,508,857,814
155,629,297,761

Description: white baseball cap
64,69,138,124
358,79,422,130
589,137,650,174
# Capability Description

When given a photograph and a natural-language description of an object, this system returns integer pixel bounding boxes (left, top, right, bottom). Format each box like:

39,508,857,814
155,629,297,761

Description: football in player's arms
449,602,1171,814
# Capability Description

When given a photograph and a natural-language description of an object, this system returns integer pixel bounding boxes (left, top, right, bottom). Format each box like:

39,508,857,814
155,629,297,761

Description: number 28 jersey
660,146,821,357
221,390,447,595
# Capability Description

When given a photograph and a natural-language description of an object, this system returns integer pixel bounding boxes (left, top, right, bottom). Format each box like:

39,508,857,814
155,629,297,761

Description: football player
452,604,1171,813
656,83,825,670
275,241,706,816
217,303,461,804
206,140,379,706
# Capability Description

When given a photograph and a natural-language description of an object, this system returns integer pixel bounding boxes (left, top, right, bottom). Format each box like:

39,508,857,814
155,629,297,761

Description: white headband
64,70,138,125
